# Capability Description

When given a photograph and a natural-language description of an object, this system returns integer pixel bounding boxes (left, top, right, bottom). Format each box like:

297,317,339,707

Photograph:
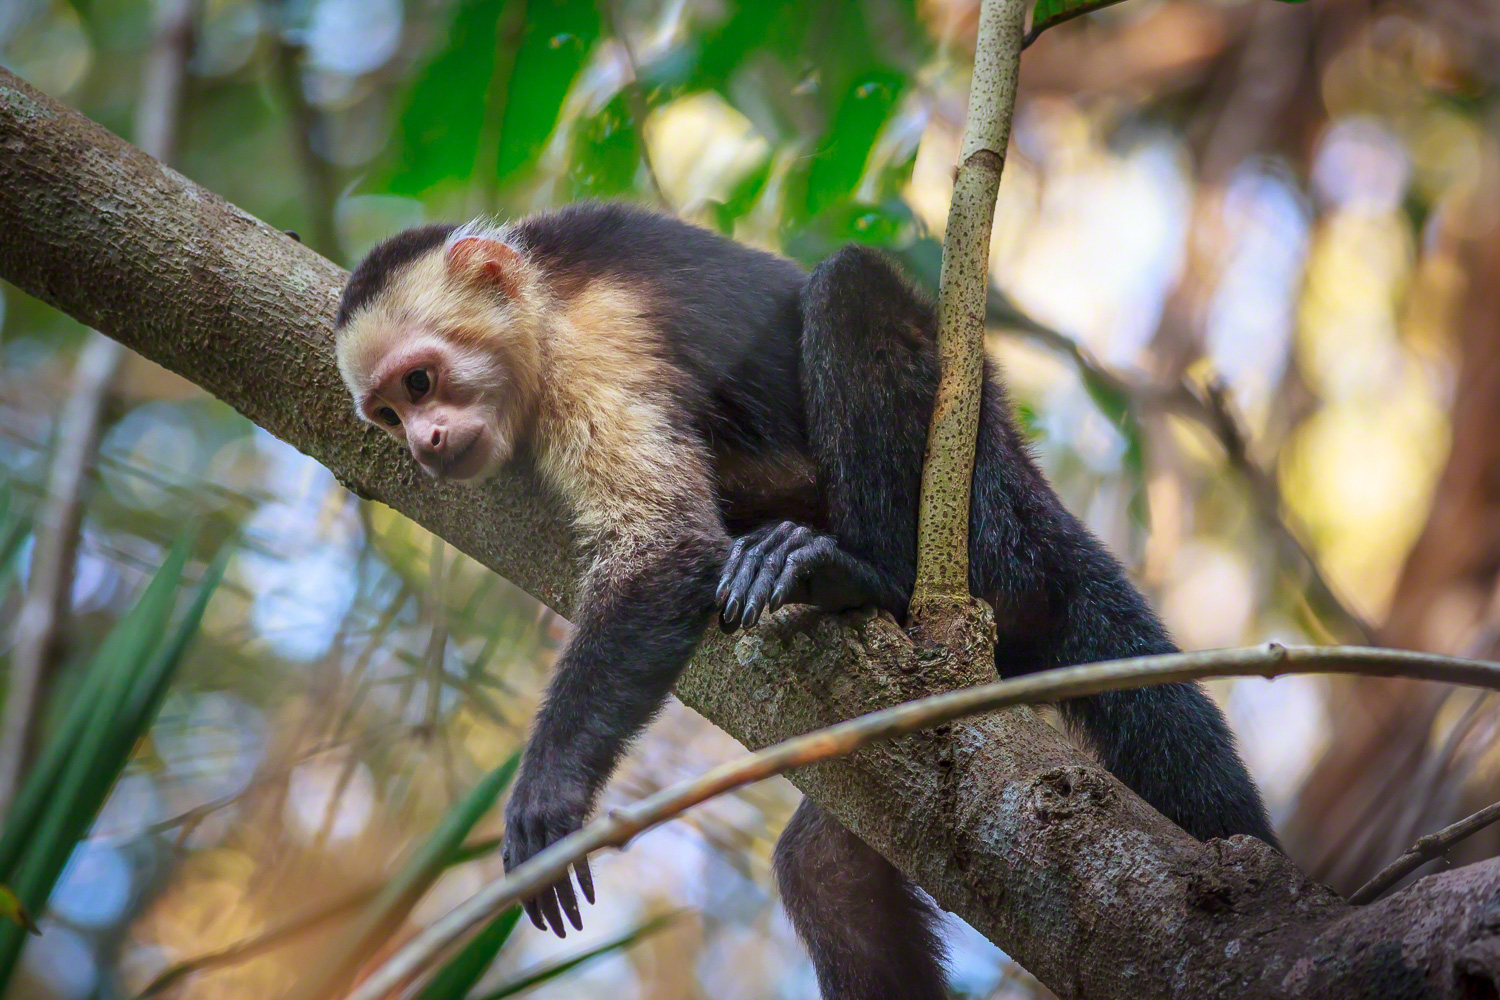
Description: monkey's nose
412,427,447,466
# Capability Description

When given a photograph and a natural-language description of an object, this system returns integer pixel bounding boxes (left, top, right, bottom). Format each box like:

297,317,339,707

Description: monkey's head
334,222,546,484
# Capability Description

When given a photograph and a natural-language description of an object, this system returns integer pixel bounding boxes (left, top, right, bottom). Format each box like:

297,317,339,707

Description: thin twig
0,0,199,821
345,642,1500,1000
911,0,1028,608
603,2,671,210
1348,799,1500,905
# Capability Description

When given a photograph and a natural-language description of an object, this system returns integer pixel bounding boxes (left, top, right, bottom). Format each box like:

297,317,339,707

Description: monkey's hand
717,521,904,631
502,768,595,937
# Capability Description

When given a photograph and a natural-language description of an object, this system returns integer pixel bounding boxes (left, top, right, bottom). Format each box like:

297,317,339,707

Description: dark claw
523,897,546,932
555,863,583,931
575,858,595,904
537,883,565,938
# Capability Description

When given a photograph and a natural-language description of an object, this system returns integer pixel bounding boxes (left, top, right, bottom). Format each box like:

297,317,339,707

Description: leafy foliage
0,534,224,988
287,752,521,1000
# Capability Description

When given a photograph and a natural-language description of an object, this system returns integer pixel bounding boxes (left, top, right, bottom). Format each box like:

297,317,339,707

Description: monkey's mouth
422,433,490,483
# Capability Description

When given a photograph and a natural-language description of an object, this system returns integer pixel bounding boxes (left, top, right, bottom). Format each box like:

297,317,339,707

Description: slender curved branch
1350,799,1500,905
348,641,1500,1000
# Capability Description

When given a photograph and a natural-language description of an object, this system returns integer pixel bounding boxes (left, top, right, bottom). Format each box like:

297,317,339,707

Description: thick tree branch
4,68,1500,999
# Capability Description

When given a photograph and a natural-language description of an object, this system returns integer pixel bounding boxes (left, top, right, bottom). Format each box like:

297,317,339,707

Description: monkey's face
350,335,512,482
336,228,545,485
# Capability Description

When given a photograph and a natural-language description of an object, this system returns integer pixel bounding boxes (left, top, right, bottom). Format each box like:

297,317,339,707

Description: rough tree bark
3,67,1499,999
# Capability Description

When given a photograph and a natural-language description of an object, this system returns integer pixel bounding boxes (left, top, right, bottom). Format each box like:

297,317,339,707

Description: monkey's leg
748,247,955,1000
717,246,937,630
775,798,948,1000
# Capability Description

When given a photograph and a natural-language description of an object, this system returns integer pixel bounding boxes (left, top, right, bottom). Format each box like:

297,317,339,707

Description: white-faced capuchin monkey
334,202,1277,1000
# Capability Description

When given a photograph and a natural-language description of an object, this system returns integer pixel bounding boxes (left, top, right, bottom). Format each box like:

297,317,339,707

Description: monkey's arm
503,532,723,935
503,408,728,934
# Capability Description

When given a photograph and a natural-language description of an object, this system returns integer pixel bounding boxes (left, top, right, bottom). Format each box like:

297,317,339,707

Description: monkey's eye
375,406,400,427
404,369,431,399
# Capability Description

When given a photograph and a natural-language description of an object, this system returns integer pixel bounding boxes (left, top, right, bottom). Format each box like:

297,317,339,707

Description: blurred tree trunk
1284,192,1500,892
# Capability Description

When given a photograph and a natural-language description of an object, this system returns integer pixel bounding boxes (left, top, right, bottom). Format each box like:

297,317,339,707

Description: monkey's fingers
575,857,595,905
536,883,567,938
504,839,549,932
522,896,547,932
722,522,797,624
554,867,584,931
769,546,819,616
717,535,753,606
741,527,812,628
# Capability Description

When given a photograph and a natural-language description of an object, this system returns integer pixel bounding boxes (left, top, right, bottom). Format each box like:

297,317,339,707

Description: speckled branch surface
3,68,1498,999
911,0,1026,606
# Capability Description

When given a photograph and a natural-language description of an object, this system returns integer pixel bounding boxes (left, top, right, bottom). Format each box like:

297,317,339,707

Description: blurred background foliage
2,0,1500,997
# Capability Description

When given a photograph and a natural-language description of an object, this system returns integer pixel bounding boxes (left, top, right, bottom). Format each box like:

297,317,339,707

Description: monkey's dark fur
341,203,1276,1000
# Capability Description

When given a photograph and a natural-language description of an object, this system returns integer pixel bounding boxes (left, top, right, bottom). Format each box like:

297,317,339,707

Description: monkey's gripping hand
502,766,595,937
717,521,908,631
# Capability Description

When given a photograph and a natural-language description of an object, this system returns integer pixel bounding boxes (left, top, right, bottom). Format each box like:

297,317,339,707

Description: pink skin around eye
363,344,497,482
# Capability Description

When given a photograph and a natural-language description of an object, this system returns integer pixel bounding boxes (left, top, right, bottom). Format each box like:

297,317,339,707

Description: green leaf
0,535,222,988
1026,0,1132,44
804,71,907,217
473,914,676,999
564,92,645,200
1028,0,1304,44
417,906,522,1000
493,0,601,183
647,0,800,96
0,534,194,882
385,0,515,195
0,887,37,936
782,198,919,265
286,751,521,1000
0,488,29,597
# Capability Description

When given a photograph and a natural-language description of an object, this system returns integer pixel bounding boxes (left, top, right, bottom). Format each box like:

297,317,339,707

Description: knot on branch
961,147,1004,177
1187,868,1241,914
1184,836,1301,916
1029,764,1112,823
907,597,996,685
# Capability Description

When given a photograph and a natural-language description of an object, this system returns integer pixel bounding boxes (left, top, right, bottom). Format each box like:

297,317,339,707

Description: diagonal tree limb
4,67,1500,999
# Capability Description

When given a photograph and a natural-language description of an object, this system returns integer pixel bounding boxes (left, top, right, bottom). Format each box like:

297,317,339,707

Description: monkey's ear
445,237,524,297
